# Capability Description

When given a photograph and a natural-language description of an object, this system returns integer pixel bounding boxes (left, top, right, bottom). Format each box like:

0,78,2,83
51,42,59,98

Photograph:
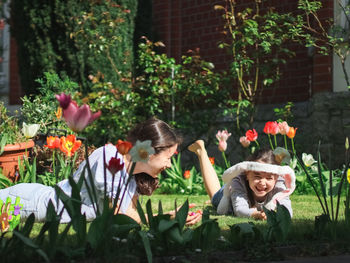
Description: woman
0,118,201,225
188,140,295,220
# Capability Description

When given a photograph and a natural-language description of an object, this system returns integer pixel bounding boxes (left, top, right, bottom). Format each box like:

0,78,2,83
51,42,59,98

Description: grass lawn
26,193,350,261
30,193,348,241
143,194,325,229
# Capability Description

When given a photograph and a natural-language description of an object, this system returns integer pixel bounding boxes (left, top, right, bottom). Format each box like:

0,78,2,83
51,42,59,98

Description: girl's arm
230,177,258,218
271,178,293,217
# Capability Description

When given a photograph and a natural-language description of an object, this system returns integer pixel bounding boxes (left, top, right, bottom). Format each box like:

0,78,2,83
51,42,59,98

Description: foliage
9,0,137,95
295,142,349,225
21,72,77,134
295,0,350,89
215,0,302,130
74,74,140,146
134,38,223,138
228,203,291,250
0,101,26,146
158,153,224,195
274,102,295,123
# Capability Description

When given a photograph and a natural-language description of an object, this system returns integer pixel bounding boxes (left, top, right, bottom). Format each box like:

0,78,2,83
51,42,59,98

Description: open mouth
255,186,267,194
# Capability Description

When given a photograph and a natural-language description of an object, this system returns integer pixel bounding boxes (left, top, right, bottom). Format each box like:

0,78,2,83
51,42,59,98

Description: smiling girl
188,140,295,220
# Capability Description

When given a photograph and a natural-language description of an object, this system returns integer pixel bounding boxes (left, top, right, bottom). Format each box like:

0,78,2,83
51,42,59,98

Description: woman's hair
134,172,159,196
246,148,278,165
127,117,182,154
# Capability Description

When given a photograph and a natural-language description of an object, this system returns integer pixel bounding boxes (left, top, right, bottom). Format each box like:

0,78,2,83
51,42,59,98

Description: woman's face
136,144,178,178
246,170,277,202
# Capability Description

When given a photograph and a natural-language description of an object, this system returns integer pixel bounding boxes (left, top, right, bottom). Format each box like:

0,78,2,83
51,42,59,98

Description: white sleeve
73,144,136,214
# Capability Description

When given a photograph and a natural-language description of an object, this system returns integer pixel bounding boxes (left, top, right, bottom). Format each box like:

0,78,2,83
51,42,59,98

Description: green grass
30,193,348,242
142,194,326,228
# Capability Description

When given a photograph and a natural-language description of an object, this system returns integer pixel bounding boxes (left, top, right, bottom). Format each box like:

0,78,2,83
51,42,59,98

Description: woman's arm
121,195,202,225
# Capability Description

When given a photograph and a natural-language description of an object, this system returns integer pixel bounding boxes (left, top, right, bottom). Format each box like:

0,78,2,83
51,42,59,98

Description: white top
57,144,137,215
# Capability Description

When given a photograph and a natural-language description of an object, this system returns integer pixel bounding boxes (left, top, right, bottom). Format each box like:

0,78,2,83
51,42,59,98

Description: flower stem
116,162,136,215
268,134,274,150
274,135,277,148
254,140,260,149
291,138,296,156
53,149,56,184
222,151,229,169
284,135,288,151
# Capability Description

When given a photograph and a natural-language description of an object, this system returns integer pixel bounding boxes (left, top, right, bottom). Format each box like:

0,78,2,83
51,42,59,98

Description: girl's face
136,144,178,178
246,171,277,202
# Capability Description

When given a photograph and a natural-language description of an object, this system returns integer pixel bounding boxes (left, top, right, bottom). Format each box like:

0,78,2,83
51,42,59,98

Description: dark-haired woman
0,118,201,225
188,140,295,220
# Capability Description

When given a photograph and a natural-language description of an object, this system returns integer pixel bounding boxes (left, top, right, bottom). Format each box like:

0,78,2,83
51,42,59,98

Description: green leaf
138,231,153,263
175,200,189,230
158,219,177,233
136,199,148,225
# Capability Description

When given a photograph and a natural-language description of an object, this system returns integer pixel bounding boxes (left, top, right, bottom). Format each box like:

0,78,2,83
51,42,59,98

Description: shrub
10,0,137,95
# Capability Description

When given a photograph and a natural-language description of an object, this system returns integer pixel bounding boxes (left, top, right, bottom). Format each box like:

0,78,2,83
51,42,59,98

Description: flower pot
0,140,35,181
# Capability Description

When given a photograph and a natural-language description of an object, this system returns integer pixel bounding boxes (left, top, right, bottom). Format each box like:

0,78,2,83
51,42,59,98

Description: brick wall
9,37,22,105
152,0,333,103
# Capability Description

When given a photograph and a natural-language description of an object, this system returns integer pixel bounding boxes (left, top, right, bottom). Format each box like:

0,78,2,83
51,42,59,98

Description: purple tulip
63,100,101,132
55,93,72,110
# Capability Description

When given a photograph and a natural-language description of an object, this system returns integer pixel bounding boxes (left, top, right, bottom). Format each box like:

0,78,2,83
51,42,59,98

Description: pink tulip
216,130,231,152
62,100,101,132
55,93,72,110
239,136,250,148
278,121,290,135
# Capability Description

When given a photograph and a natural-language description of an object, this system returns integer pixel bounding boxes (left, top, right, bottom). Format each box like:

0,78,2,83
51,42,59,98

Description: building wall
152,0,334,103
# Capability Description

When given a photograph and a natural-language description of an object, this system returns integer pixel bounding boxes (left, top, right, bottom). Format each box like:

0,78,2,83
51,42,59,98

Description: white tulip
22,122,40,139
302,153,316,167
273,147,291,165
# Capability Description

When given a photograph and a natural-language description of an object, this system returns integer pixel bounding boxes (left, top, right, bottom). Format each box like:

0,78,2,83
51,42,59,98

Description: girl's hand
251,211,266,220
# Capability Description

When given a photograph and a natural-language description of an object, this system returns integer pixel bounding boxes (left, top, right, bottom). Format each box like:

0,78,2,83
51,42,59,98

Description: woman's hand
186,210,202,226
251,210,267,220
168,203,202,225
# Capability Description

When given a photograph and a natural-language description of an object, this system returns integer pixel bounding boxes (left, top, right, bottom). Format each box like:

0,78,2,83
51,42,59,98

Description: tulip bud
346,137,349,150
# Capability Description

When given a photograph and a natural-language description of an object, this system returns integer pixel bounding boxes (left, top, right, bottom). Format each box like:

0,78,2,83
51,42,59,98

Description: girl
0,118,201,225
188,140,295,220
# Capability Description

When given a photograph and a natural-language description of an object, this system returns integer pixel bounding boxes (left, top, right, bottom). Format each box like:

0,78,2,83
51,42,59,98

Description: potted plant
0,101,39,181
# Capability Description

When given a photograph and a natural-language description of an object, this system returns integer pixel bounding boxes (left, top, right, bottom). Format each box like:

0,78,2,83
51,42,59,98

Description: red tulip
209,157,215,165
183,170,191,179
263,121,279,135
59,134,82,157
116,140,133,155
107,157,124,175
245,129,258,142
44,136,60,149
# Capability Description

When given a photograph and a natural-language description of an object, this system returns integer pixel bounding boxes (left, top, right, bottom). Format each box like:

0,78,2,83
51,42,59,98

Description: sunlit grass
29,193,349,243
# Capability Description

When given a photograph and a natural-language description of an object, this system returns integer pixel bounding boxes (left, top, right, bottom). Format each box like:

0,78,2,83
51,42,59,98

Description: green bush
134,38,224,138
10,0,137,95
